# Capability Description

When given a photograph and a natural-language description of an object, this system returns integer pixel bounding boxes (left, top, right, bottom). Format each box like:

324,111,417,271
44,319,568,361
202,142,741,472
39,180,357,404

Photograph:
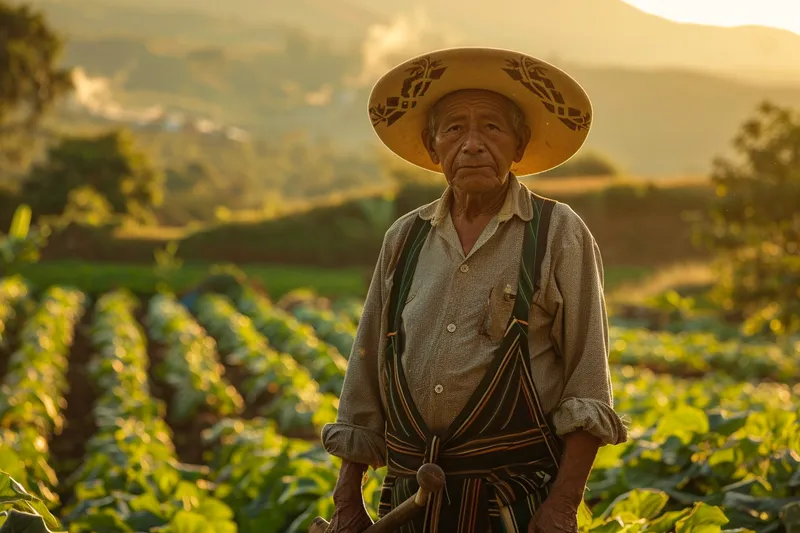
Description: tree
21,128,164,225
0,2,73,172
699,101,800,336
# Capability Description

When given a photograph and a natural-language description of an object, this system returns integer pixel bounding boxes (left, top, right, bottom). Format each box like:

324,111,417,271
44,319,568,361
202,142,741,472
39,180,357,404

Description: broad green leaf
0,453,27,485
578,500,593,530
8,206,31,240
129,492,166,519
0,510,58,533
675,503,729,533
194,497,234,522
653,406,709,444
0,473,35,504
601,489,669,521
645,509,692,533
167,511,207,533
588,517,625,533
707,411,748,437
707,447,736,467
18,500,61,532
73,481,107,502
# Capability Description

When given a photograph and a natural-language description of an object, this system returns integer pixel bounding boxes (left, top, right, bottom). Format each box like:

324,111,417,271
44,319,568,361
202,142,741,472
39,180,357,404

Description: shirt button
434,384,444,394
459,264,469,273
446,323,456,332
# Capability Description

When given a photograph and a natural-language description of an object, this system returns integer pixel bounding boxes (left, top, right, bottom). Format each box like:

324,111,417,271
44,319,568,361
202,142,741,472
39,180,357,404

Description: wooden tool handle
308,517,330,533
308,463,446,533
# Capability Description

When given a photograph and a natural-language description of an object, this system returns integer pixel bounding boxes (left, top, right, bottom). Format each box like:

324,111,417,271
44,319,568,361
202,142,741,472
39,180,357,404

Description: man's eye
487,123,500,130
445,125,461,132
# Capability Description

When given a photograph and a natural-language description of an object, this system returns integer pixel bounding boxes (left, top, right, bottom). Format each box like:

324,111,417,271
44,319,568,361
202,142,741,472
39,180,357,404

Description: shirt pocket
403,273,425,305
480,283,517,342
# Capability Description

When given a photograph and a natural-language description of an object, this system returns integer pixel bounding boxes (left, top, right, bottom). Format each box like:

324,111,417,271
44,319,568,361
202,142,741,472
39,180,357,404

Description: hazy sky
623,0,800,35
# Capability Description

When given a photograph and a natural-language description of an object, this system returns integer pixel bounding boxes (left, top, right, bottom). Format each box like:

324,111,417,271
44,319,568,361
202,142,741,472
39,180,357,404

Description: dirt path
0,310,22,384
50,305,98,506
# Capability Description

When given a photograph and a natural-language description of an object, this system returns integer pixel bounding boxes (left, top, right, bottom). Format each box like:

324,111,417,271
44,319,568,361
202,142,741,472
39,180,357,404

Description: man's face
422,89,530,194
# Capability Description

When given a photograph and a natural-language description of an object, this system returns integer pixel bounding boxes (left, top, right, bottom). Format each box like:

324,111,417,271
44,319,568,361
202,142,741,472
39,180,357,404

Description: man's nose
461,126,485,154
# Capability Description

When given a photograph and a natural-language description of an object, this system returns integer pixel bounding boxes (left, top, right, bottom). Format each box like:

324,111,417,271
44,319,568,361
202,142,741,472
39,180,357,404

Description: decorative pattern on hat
369,56,447,127
502,56,591,132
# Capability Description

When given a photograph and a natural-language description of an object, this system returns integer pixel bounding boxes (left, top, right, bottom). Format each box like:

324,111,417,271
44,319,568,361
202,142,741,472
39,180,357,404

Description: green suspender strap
379,193,561,533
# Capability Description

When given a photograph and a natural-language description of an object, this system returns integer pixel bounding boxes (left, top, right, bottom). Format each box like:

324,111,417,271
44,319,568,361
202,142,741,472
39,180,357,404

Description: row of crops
0,276,797,532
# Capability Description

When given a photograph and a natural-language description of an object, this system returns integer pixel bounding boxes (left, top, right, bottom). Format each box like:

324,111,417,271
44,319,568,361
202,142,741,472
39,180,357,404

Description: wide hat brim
367,47,593,176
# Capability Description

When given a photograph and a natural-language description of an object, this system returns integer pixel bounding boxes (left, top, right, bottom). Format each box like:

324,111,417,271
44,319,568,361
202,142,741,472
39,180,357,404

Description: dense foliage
0,1,72,172
22,130,165,225
700,102,800,336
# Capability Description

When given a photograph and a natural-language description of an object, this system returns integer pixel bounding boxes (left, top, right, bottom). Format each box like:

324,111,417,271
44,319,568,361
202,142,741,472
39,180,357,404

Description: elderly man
321,47,628,533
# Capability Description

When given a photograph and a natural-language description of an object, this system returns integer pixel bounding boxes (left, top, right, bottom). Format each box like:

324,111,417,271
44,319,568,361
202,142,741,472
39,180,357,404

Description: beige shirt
322,174,628,469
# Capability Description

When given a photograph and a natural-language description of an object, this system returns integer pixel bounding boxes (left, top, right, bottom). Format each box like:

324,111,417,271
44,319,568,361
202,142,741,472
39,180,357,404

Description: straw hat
368,47,593,176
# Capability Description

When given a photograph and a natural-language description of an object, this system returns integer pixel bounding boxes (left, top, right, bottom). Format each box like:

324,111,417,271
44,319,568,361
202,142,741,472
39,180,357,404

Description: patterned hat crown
368,47,593,176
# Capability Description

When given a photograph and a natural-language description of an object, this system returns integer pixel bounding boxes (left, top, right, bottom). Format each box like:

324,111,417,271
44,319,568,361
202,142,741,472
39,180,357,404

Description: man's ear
514,125,531,162
421,127,440,165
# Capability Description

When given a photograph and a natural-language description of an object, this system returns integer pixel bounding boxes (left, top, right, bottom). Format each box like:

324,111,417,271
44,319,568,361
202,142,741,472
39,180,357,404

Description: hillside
24,0,800,84
56,34,800,176
345,0,800,84
9,0,800,178
560,64,800,174
17,0,377,45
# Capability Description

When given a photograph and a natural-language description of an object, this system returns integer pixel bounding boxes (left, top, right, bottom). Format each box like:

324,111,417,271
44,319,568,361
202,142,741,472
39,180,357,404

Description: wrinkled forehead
429,88,521,122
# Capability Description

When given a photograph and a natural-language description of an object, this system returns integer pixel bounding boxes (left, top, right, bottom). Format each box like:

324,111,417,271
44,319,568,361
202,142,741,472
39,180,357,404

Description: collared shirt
322,174,628,468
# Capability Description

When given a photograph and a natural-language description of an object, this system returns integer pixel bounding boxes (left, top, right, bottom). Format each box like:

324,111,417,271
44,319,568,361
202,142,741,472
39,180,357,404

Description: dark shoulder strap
532,195,556,291
517,193,556,311
387,215,432,335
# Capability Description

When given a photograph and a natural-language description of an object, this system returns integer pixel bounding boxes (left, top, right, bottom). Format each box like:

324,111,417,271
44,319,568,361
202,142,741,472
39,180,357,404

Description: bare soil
50,306,98,505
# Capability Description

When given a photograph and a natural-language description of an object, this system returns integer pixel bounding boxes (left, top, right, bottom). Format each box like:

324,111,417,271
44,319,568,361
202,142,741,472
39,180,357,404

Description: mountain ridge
23,0,800,84
340,0,800,84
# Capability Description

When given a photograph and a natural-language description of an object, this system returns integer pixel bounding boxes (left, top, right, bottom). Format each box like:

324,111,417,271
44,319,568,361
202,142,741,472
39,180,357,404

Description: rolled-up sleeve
549,210,628,446
321,236,389,468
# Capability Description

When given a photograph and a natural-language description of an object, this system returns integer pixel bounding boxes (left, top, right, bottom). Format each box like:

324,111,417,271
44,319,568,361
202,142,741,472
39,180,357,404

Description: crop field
0,275,797,533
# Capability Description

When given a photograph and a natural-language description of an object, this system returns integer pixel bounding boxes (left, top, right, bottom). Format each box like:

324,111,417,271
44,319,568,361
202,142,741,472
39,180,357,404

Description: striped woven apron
378,193,563,533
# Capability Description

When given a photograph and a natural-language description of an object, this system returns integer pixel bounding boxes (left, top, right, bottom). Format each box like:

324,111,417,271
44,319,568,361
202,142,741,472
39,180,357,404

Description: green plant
192,293,336,433
644,290,696,322
153,240,183,294
145,292,244,421
0,205,50,275
698,101,800,336
0,471,65,532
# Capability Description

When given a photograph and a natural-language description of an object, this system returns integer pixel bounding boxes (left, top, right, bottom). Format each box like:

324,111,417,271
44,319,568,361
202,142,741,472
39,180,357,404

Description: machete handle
309,463,446,533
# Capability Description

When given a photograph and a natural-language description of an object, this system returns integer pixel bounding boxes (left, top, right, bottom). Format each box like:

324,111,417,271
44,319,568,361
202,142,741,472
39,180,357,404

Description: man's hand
326,460,374,533
529,430,600,533
324,503,373,533
528,492,579,533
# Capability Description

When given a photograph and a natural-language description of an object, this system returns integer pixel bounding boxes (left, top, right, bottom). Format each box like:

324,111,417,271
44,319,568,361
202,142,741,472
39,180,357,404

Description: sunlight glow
622,0,800,36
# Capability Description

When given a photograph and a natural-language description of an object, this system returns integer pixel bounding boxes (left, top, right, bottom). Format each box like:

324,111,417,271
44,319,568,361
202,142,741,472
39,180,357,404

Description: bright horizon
623,0,800,36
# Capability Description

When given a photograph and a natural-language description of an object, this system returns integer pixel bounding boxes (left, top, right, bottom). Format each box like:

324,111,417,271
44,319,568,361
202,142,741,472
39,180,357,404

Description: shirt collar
418,173,533,227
